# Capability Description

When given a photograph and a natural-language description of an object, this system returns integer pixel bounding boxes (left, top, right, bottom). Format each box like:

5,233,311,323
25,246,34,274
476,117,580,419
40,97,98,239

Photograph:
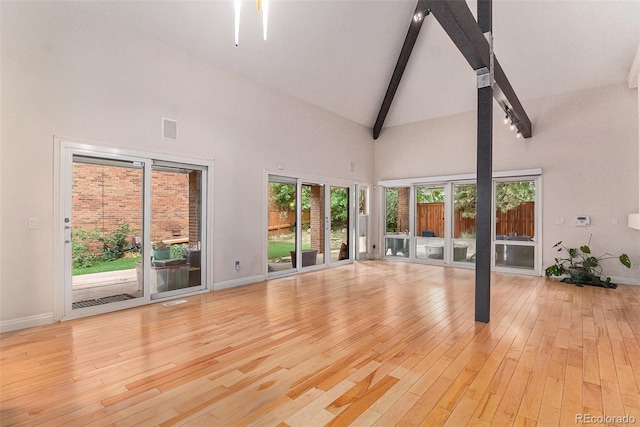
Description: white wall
2,2,638,332
375,83,640,282
0,2,374,328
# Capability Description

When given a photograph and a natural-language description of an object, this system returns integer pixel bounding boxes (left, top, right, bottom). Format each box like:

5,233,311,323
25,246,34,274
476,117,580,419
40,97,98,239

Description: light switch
612,216,619,225
29,218,38,229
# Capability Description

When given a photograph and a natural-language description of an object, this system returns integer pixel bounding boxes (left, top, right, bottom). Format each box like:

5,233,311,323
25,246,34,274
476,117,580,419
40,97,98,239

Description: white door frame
492,175,542,275
265,169,362,277
379,169,542,275
327,184,355,267
356,184,370,260
55,138,213,321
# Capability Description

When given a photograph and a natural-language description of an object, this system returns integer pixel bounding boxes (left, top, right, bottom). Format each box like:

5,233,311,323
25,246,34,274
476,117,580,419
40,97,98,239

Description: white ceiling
78,0,639,133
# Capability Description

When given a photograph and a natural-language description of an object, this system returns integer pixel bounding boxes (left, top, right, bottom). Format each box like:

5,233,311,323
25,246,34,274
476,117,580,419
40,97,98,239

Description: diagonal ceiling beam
426,0,532,138
373,0,430,140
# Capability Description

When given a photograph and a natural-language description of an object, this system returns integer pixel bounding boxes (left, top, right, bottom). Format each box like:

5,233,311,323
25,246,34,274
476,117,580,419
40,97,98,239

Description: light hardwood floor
2,261,640,426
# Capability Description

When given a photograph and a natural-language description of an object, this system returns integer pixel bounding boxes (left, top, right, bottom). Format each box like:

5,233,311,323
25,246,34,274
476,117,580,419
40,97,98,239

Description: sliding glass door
330,186,350,264
267,175,354,276
60,141,210,320
357,186,369,259
267,176,298,275
300,182,325,268
69,155,145,312
150,164,205,298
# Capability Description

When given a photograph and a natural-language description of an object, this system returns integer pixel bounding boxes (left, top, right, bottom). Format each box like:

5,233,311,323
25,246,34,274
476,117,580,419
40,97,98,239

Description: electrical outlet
235,261,240,270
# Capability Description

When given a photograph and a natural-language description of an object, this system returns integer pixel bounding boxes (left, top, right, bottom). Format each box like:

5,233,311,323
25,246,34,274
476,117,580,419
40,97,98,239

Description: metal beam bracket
484,31,494,89
427,0,532,137
476,67,490,89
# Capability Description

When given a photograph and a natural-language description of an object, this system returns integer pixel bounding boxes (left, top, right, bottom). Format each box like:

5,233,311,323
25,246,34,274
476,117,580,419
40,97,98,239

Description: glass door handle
64,226,72,243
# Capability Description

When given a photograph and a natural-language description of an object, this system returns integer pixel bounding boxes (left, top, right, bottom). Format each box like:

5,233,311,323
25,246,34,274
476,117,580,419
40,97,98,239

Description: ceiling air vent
162,118,177,140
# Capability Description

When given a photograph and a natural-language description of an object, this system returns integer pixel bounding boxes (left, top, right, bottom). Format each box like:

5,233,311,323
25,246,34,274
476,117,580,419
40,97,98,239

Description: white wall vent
162,118,178,140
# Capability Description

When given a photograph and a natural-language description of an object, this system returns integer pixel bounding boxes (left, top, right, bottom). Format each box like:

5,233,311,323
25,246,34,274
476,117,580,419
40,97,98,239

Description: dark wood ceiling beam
426,0,532,138
372,0,430,140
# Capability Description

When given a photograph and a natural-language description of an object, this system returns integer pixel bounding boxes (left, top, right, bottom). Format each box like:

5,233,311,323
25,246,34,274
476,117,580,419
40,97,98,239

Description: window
415,186,445,260
494,179,536,270
384,187,410,258
380,171,541,274
453,183,476,264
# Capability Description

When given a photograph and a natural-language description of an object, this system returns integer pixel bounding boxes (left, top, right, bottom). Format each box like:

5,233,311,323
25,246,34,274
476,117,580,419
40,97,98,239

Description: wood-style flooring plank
2,261,640,426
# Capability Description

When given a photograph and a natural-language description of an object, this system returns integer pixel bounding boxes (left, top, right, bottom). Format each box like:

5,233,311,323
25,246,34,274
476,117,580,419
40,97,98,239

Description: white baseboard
611,275,640,286
3,272,633,334
1,276,263,332
214,274,265,291
0,313,55,334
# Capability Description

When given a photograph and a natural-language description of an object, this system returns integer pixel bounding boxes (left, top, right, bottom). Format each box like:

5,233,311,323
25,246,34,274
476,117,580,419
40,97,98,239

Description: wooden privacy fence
268,210,312,232
416,202,535,238
495,202,535,237
416,203,445,237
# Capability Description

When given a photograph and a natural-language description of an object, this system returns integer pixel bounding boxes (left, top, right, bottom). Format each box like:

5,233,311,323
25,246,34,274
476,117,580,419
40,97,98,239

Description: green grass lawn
73,256,141,276
268,241,295,260
268,230,346,260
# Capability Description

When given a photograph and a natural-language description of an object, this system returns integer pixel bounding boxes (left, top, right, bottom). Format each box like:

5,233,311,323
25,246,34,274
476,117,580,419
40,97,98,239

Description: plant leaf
580,245,591,254
620,254,631,268
584,256,599,268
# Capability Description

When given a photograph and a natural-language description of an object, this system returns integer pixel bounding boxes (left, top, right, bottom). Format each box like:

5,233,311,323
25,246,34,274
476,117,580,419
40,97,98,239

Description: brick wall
310,185,324,253
72,163,193,251
72,163,144,244
151,170,190,241
188,171,201,246
397,187,410,232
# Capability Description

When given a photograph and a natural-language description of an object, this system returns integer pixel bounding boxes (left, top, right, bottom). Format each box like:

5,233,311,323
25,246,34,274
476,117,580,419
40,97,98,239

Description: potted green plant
545,237,631,288
152,239,171,260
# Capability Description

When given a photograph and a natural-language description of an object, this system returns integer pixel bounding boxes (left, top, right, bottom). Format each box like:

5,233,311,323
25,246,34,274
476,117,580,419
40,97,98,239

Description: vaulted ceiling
78,1,639,133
